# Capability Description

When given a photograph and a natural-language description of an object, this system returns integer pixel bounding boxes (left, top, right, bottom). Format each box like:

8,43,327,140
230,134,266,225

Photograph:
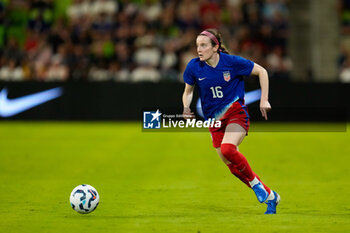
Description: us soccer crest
223,71,231,82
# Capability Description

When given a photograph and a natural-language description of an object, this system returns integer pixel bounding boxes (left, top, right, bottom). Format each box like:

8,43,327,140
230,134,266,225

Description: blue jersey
183,53,254,120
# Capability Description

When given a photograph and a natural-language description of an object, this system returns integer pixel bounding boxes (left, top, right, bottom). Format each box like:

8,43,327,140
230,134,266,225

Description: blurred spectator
0,1,6,49
66,44,90,81
90,0,118,16
67,0,91,21
114,41,132,70
262,0,288,22
179,45,197,80
130,63,161,82
21,57,33,80
266,46,292,80
339,61,350,82
27,2,53,33
139,0,161,23
3,37,23,61
199,0,221,29
339,0,350,78
160,39,179,81
0,59,24,81
134,34,161,67
340,58,350,82
176,0,200,30
339,48,350,82
88,65,110,81
109,60,129,82
339,0,350,34
32,39,53,81
91,13,114,34
0,0,5,23
46,55,69,81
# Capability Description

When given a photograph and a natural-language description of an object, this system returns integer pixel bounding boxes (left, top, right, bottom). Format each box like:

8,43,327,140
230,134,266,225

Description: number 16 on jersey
210,86,223,98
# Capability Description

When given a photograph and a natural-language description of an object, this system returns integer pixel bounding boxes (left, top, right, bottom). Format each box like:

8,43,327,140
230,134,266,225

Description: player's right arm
182,83,195,119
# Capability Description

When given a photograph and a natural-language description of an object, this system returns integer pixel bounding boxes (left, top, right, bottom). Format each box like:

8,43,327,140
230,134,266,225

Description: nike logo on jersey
0,87,63,117
199,77,207,81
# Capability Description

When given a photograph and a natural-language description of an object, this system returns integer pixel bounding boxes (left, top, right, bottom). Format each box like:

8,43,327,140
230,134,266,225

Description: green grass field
0,122,349,233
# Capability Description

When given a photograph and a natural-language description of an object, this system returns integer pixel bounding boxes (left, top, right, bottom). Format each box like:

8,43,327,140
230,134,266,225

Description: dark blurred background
0,0,349,121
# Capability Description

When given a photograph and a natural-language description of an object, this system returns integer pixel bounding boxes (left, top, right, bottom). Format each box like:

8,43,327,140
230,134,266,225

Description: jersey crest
223,71,231,82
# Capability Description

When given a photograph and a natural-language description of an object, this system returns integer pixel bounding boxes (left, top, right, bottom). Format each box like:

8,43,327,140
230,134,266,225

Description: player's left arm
251,63,271,120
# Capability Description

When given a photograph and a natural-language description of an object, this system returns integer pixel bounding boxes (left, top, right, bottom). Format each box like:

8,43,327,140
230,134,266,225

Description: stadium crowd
339,0,350,82
0,0,290,82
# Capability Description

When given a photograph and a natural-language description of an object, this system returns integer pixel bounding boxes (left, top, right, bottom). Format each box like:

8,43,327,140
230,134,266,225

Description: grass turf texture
0,122,349,233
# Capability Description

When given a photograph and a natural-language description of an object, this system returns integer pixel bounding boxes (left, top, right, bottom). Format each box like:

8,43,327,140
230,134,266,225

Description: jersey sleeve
183,60,196,85
233,56,254,76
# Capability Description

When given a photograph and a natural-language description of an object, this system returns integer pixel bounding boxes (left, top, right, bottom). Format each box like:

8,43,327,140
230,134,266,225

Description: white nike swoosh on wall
244,89,261,105
0,87,63,117
196,89,261,118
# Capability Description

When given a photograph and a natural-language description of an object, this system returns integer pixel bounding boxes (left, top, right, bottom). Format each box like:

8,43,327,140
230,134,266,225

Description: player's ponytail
200,28,229,54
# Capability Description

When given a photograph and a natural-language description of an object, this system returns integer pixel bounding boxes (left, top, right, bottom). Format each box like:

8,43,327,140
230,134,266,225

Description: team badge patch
223,71,231,82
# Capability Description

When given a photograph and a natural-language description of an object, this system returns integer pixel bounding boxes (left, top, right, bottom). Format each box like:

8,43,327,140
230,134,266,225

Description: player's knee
220,143,238,161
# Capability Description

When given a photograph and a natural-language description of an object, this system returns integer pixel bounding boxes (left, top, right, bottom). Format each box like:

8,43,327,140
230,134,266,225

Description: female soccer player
182,29,280,214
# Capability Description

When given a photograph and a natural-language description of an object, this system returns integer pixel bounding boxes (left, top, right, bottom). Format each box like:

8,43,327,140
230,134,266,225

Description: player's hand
260,100,271,120
183,107,195,120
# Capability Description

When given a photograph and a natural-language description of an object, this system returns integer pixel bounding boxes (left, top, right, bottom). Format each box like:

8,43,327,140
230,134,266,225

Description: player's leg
211,122,280,213
216,148,251,187
213,123,258,188
216,148,271,189
220,123,256,181
211,122,251,187
220,123,272,203
220,123,280,213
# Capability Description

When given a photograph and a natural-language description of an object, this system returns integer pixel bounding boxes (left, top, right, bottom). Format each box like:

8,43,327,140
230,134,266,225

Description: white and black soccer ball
70,184,99,214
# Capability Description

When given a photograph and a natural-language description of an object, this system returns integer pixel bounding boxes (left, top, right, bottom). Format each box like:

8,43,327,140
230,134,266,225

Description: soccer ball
70,184,99,214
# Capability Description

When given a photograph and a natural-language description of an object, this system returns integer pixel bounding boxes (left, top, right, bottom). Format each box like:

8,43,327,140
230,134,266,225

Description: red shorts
209,101,250,148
